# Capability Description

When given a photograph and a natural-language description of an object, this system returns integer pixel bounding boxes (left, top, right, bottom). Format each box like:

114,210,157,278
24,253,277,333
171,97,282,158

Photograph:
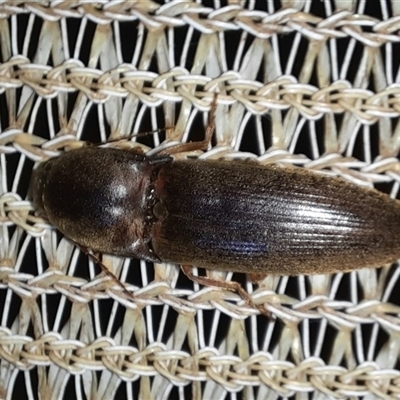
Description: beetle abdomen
153,160,400,274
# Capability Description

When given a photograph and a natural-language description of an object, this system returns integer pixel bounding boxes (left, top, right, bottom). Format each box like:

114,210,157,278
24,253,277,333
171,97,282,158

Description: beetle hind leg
181,265,271,318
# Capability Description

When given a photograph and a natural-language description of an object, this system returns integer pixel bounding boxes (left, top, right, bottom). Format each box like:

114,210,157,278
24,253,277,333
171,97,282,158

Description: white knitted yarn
1,1,400,399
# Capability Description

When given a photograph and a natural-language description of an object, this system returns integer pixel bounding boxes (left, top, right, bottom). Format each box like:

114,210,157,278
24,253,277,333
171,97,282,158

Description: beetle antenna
88,127,173,147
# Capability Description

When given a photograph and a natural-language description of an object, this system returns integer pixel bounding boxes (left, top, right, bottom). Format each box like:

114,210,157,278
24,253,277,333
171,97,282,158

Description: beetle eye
153,201,168,220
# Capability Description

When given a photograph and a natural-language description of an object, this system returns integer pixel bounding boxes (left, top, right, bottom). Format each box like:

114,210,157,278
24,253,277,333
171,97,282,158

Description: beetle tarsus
181,265,271,318
78,244,135,300
248,273,267,284
158,93,218,156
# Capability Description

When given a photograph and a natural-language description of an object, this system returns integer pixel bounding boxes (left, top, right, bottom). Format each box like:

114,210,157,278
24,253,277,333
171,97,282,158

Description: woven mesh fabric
1,1,400,399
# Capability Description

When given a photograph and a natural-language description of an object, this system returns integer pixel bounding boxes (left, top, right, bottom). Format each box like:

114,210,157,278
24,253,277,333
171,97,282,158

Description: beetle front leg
78,244,135,300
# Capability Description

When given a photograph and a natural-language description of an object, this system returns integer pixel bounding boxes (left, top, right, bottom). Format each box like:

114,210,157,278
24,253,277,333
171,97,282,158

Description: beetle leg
158,93,218,156
248,273,267,284
181,265,271,318
77,244,135,300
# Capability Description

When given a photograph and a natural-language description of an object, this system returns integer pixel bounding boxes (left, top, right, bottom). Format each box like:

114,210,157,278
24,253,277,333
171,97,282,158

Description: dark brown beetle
30,146,400,278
